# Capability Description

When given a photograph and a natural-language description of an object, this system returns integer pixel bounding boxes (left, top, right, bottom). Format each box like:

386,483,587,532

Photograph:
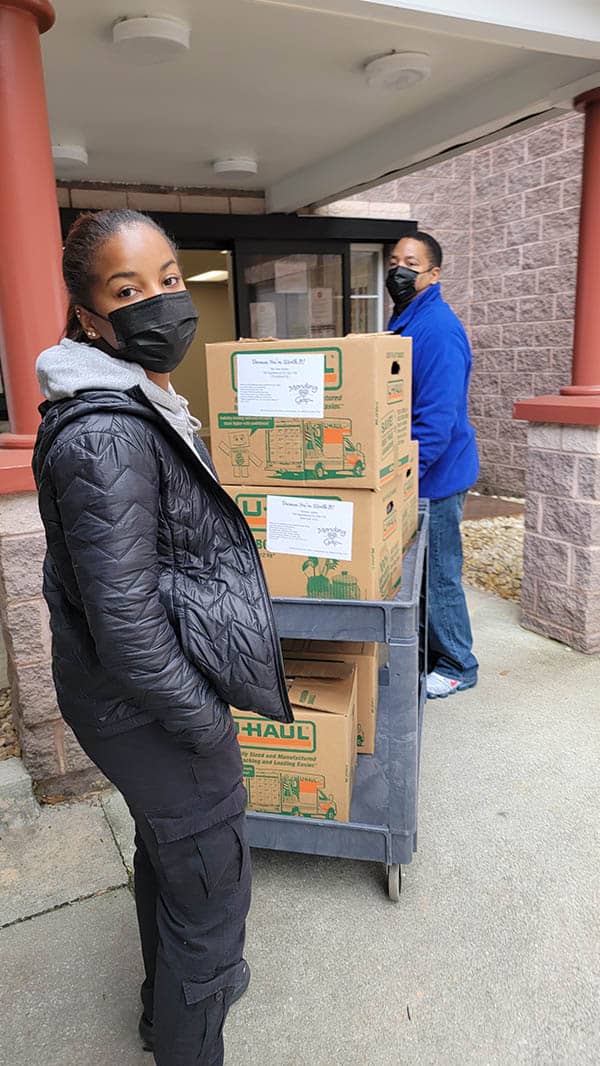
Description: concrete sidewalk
1,589,599,1066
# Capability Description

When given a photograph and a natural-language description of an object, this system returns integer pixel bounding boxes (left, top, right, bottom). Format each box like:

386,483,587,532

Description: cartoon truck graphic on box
265,419,365,481
245,770,337,820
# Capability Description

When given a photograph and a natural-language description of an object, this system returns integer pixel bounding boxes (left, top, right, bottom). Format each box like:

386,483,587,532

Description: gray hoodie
36,338,202,449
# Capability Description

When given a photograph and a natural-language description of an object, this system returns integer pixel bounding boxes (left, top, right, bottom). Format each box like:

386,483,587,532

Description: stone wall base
0,494,108,800
521,424,600,652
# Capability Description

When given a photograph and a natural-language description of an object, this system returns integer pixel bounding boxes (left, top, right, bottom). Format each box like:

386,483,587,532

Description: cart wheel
386,864,401,902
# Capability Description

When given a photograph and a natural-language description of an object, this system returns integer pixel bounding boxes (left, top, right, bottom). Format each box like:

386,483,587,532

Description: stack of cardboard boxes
206,333,419,821
232,659,358,823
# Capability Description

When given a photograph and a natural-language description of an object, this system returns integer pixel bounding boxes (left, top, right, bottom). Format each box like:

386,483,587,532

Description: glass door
234,241,347,340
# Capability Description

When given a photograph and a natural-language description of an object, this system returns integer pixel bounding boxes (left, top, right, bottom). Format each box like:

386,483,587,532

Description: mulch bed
462,514,525,602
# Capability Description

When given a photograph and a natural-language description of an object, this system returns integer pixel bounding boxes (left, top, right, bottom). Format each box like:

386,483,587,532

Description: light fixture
185,270,229,283
213,157,258,177
364,52,431,91
112,16,191,64
52,144,88,169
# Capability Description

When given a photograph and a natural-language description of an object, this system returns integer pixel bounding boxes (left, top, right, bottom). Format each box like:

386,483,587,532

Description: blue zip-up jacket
389,283,479,500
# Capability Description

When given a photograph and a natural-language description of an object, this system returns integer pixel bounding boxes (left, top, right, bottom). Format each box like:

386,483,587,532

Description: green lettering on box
218,413,274,431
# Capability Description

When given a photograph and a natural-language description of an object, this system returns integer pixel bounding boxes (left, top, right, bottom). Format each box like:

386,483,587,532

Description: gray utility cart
246,503,429,902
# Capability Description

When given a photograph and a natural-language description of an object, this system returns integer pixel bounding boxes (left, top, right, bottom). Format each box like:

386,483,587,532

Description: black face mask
386,266,419,315
86,291,199,373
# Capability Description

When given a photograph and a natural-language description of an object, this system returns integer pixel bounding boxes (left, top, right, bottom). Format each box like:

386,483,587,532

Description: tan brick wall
0,495,106,799
328,113,585,497
57,182,265,215
521,424,600,652
468,114,583,496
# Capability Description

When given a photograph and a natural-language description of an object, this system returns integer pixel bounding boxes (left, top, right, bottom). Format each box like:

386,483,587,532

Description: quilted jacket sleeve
48,426,230,750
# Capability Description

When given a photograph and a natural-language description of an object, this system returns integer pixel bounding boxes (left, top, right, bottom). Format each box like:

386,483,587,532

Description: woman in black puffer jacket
33,210,292,1066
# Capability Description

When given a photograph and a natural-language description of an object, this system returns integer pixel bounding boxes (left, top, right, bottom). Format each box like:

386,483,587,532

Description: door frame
233,238,350,337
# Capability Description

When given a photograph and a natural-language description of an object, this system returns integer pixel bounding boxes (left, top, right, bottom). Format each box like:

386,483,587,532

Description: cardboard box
206,334,411,491
233,659,357,822
225,481,403,601
400,440,419,556
282,639,379,754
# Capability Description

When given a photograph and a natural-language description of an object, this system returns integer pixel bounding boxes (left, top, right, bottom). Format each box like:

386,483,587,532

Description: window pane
243,253,343,339
350,246,383,333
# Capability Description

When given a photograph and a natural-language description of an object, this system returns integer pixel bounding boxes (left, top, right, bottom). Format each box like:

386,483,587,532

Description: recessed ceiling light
52,144,88,169
112,16,191,64
213,157,258,176
364,52,431,91
186,270,229,283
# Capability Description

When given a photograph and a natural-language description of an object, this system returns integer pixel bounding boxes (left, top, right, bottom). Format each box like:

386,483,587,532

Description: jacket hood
36,338,201,446
36,338,147,400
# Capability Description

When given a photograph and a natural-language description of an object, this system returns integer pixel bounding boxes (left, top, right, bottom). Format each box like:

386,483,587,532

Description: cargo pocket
182,958,250,1008
192,813,249,897
181,960,251,1054
145,802,250,919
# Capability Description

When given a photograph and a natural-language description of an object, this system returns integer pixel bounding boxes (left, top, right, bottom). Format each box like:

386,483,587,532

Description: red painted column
0,0,63,452
562,88,600,396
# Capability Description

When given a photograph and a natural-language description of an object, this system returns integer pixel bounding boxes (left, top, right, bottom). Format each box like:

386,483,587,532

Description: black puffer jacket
33,387,293,750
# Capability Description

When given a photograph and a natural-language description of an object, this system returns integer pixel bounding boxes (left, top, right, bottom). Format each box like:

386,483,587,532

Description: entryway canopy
41,0,600,211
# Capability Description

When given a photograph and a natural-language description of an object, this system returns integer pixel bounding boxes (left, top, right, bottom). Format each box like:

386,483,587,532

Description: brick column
0,494,106,799
515,89,600,652
521,425,600,651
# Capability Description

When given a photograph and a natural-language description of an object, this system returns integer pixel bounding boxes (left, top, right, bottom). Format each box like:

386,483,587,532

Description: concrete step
0,757,39,830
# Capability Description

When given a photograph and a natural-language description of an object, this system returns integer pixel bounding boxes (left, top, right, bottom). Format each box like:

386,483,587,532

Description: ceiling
42,0,600,211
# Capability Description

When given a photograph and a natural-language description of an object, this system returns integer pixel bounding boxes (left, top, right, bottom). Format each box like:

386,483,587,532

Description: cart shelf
246,502,429,900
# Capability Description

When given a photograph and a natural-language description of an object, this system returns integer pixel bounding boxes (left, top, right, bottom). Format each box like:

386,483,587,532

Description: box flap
284,658,356,716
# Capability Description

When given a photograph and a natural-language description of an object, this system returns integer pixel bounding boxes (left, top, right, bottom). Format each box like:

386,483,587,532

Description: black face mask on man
85,290,199,374
386,265,434,316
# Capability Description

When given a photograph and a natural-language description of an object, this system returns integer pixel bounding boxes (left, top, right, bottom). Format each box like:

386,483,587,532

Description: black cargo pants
74,717,251,1066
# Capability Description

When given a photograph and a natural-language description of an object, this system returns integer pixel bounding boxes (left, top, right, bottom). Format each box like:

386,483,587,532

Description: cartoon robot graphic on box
218,431,261,481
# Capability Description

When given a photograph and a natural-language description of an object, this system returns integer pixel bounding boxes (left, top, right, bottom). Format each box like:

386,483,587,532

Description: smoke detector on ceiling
364,52,431,91
52,144,89,170
112,16,191,63
213,157,259,176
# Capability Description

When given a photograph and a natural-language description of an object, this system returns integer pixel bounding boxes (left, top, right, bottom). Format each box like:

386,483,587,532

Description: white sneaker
427,671,476,699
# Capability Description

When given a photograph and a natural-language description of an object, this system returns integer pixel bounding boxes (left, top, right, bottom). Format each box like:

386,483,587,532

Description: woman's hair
63,209,176,343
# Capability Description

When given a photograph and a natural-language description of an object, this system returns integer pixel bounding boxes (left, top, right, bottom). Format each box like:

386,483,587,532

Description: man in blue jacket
388,231,479,699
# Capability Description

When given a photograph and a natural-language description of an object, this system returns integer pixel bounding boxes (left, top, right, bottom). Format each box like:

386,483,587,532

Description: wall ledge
513,394,600,426
0,450,35,493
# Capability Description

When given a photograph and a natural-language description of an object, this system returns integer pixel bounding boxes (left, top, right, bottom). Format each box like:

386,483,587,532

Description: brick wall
467,115,583,495
0,495,106,800
522,424,600,652
56,182,266,215
327,112,585,497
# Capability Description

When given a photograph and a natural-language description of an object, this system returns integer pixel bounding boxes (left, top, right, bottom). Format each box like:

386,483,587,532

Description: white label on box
237,352,324,419
266,495,354,560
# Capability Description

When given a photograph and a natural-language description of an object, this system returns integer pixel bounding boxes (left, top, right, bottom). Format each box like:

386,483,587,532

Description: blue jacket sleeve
49,427,231,750
411,324,468,479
